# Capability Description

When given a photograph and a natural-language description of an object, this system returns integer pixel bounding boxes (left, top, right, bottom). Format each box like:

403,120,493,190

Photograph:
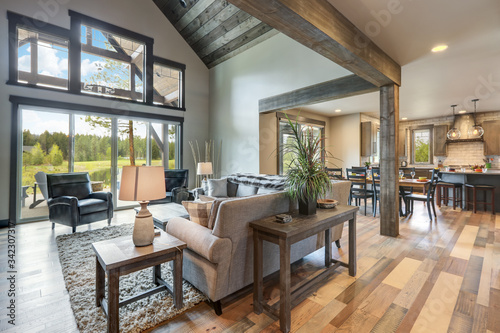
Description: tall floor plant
283,114,331,215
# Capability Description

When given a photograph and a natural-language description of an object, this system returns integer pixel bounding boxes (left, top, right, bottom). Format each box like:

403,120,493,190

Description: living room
1,0,499,332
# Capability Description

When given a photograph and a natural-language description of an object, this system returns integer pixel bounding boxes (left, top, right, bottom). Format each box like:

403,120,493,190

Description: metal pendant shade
447,104,461,140
468,99,484,138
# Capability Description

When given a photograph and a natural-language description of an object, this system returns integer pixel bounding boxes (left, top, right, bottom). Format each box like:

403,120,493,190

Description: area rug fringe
56,224,207,333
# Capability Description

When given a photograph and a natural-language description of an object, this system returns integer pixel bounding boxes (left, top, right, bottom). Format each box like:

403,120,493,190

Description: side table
92,232,187,333
249,205,358,333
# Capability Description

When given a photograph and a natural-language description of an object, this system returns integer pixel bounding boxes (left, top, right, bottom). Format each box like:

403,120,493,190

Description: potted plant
282,115,332,215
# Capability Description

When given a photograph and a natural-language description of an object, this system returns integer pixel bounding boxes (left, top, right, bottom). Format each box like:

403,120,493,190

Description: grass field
22,158,175,194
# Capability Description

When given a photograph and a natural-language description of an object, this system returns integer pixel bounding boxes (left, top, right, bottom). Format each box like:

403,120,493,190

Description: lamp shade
119,166,166,201
197,162,213,175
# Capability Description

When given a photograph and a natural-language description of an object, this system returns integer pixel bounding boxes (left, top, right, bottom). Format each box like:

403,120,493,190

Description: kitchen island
438,170,500,212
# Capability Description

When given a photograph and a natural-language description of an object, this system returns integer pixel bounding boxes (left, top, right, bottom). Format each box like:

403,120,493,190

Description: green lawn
22,158,175,194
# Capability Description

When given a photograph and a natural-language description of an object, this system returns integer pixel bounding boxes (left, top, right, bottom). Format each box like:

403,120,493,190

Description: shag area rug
56,224,207,333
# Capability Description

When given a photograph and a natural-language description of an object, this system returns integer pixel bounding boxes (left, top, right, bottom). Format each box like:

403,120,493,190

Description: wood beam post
259,75,377,113
227,0,401,87
380,84,399,237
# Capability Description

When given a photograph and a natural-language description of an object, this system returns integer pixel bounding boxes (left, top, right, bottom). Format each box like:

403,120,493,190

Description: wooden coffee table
92,232,187,333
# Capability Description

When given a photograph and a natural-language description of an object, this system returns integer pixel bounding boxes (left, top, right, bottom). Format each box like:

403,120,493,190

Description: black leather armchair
46,172,113,233
149,169,190,205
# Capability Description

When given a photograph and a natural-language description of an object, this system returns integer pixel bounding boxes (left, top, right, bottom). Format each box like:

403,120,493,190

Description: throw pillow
182,201,213,228
208,178,227,197
256,187,277,195
236,184,258,197
207,197,231,229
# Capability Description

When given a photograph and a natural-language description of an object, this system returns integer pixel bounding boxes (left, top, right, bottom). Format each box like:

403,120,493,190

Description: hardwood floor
1,203,498,332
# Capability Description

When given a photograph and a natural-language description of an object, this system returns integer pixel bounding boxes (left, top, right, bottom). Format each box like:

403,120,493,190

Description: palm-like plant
283,115,332,214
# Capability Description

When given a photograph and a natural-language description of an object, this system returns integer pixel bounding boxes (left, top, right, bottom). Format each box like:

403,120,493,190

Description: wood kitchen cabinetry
361,122,372,156
399,127,406,157
483,120,500,155
433,125,448,156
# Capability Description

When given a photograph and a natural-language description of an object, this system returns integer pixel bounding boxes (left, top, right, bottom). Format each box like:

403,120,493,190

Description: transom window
8,11,186,111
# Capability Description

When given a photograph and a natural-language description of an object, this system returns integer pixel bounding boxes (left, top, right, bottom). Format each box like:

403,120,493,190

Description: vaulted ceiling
153,0,278,68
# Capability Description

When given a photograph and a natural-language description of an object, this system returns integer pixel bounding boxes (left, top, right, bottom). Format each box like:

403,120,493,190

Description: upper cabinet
399,127,406,157
361,121,372,156
483,120,500,155
433,125,448,156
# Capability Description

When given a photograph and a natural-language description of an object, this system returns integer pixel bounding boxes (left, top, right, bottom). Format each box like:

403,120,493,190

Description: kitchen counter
438,171,500,212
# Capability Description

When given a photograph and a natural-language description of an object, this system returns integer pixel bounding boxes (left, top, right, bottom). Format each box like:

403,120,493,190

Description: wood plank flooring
0,203,499,332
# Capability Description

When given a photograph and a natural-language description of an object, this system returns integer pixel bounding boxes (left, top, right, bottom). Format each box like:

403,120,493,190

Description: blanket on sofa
227,173,287,190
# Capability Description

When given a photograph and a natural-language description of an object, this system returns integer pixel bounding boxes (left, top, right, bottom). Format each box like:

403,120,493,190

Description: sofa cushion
182,201,213,227
208,178,227,197
78,198,108,215
227,180,238,197
236,184,258,197
207,198,232,229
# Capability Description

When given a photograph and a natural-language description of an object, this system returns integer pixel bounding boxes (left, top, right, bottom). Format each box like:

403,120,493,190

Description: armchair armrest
166,217,232,264
47,196,78,207
89,192,112,201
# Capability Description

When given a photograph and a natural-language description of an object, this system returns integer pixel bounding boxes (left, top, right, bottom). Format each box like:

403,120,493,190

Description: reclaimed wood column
380,84,400,237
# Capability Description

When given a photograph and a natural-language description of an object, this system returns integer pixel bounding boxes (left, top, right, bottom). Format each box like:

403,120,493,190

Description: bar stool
465,184,495,215
436,182,463,209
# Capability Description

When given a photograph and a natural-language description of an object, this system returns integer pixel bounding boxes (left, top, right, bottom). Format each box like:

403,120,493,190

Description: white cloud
18,55,31,72
37,43,68,78
81,58,102,77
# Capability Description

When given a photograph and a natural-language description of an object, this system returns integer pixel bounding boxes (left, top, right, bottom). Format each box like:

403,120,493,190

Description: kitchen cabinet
434,125,448,156
361,122,372,156
483,120,500,155
399,127,406,157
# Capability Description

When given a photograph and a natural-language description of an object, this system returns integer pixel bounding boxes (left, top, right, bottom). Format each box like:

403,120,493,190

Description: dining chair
404,169,439,220
371,168,380,217
346,168,373,216
325,167,343,180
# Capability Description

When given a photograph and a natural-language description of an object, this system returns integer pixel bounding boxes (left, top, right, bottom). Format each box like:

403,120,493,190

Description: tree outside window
412,129,431,164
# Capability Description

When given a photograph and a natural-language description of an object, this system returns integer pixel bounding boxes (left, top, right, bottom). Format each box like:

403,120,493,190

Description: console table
249,205,358,333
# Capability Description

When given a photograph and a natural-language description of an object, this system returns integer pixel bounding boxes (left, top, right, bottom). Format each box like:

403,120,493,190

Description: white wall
329,114,361,170
0,0,210,221
209,33,351,176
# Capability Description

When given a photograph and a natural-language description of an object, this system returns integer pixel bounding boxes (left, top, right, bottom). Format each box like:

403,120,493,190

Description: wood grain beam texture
258,75,378,113
227,0,401,87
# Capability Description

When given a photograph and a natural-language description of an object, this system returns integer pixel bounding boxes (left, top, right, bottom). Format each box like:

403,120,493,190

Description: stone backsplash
438,142,499,168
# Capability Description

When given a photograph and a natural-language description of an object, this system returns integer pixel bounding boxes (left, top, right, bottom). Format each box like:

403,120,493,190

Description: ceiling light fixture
335,109,341,113
447,105,460,140
468,99,484,138
401,117,407,120
432,44,448,52
458,110,467,114
179,0,187,8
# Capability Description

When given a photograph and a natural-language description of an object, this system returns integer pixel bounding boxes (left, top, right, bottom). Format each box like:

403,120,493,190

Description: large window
15,102,182,222
8,11,186,111
411,127,433,164
277,113,325,175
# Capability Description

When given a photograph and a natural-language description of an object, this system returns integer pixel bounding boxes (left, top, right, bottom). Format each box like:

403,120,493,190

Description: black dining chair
404,169,439,220
346,168,373,216
325,167,343,180
371,168,380,217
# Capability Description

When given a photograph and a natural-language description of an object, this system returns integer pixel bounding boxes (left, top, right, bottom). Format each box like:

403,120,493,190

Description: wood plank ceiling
153,0,278,68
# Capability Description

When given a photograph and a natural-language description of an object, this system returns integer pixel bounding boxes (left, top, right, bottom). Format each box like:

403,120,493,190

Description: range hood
446,114,484,143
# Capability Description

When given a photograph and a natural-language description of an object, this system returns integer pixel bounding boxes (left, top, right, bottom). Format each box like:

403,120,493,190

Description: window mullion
69,17,81,93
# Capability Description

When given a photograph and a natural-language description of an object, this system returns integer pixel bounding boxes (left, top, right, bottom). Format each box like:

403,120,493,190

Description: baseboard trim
0,219,9,228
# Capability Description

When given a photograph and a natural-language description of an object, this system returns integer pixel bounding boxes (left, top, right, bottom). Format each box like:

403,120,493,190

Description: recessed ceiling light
458,110,467,114
431,44,448,52
335,109,341,113
401,117,408,120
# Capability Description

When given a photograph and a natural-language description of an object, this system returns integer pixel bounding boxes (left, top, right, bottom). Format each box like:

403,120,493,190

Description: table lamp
119,166,166,246
197,162,213,192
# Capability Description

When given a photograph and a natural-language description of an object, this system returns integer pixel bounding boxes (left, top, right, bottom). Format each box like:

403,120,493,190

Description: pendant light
468,99,484,138
447,104,461,140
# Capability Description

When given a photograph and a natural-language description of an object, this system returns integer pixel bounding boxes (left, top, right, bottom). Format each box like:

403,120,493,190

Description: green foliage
414,138,429,163
282,115,331,202
30,143,45,165
48,144,64,166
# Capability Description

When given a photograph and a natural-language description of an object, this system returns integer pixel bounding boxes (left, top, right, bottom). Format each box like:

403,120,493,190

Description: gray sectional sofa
165,173,351,314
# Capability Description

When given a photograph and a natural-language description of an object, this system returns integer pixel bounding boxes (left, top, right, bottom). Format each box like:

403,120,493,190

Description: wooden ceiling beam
259,74,378,113
227,0,401,87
